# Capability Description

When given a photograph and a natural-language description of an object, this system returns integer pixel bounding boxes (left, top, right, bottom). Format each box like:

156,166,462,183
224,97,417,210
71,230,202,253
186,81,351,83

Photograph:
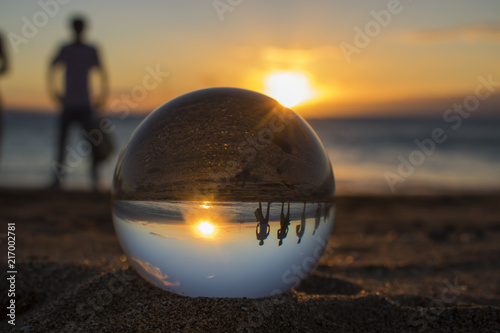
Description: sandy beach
1,189,499,332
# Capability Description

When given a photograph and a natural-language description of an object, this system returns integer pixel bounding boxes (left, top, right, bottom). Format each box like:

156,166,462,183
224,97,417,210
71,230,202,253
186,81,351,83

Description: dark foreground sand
1,189,499,332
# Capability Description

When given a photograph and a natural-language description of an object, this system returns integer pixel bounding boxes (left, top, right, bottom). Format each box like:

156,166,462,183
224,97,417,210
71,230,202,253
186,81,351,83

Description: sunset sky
1,0,499,117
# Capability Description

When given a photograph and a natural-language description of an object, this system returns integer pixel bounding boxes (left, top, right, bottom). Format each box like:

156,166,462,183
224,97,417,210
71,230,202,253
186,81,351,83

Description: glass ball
112,87,335,298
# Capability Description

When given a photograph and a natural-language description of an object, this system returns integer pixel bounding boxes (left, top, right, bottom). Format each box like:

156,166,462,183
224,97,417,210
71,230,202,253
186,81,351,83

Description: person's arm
47,47,64,104
93,47,108,111
94,65,108,111
0,33,8,76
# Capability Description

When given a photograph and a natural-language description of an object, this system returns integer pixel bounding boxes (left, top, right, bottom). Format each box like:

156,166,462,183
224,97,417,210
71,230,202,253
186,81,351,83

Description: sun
264,71,314,108
196,221,216,237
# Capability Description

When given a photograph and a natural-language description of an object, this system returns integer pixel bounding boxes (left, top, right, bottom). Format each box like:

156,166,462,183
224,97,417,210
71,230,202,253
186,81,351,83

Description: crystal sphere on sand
112,87,335,298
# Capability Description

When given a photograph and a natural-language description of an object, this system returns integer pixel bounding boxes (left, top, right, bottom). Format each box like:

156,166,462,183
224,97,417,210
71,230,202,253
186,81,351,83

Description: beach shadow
318,260,500,279
385,294,498,308
0,261,167,324
295,273,363,296
0,262,104,319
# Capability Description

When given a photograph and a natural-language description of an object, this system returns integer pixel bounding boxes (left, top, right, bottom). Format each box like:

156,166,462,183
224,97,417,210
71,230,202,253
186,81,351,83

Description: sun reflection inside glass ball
112,87,335,298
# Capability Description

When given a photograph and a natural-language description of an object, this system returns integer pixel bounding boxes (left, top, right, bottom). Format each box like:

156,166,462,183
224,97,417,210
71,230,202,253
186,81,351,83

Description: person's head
70,16,86,40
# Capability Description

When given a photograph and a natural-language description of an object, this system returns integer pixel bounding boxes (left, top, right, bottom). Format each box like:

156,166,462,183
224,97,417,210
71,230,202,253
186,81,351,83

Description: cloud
131,257,180,287
406,23,500,43
149,232,181,240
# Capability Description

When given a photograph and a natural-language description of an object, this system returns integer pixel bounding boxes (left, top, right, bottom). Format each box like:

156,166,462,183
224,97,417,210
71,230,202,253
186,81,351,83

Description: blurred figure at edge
0,31,9,167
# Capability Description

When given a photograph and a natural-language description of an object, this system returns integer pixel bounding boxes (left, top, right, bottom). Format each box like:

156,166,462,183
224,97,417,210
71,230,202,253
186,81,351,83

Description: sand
1,189,499,332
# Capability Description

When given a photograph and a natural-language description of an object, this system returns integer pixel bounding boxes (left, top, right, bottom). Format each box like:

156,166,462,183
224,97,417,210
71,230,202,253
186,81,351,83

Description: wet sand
1,189,499,332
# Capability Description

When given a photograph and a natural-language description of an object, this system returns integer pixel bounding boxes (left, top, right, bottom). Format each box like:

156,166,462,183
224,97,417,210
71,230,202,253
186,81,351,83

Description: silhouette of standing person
0,31,9,165
313,202,322,235
277,202,290,246
255,202,271,246
296,202,306,244
48,15,108,189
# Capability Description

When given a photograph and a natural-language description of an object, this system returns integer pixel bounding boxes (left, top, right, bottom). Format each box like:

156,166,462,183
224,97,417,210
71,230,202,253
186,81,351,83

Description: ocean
1,111,499,194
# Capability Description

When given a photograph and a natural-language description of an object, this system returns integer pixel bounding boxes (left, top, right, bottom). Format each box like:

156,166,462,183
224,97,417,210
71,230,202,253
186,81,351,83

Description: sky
0,0,499,118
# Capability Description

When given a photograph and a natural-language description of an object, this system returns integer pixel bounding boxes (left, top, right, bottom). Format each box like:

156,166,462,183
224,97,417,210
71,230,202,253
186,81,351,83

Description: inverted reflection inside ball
112,88,335,297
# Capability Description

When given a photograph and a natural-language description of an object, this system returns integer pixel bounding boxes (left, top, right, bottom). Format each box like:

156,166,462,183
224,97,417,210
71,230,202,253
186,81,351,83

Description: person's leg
91,154,98,191
79,109,98,190
53,109,71,185
0,93,3,167
57,110,71,163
